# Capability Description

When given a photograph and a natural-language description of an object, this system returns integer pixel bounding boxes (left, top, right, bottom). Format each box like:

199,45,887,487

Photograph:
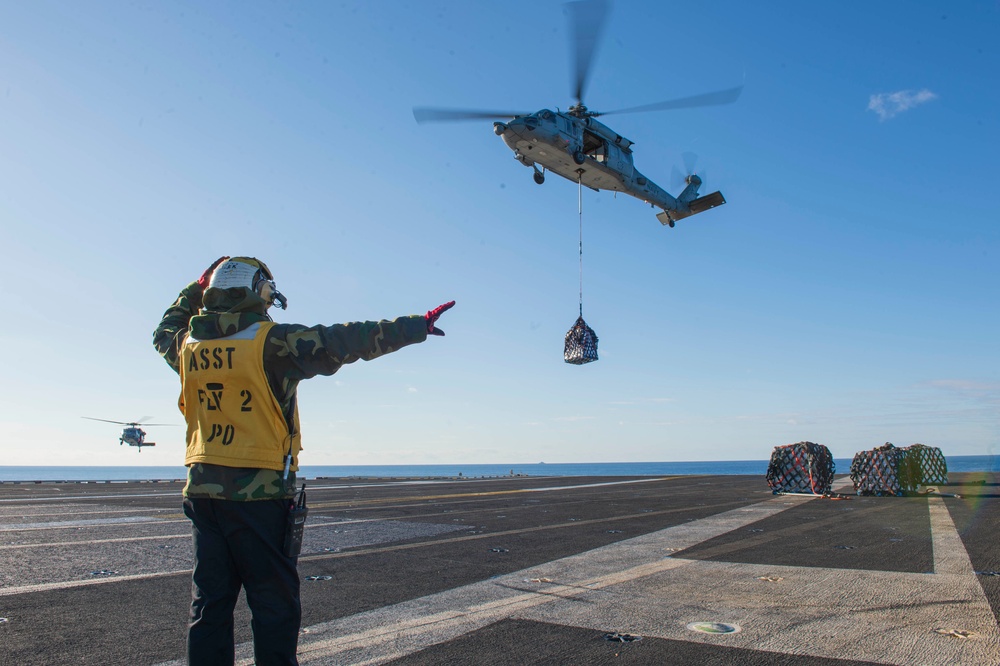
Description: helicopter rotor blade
82,417,130,425
567,0,610,105
412,107,528,124
681,151,699,175
592,85,744,117
671,165,686,191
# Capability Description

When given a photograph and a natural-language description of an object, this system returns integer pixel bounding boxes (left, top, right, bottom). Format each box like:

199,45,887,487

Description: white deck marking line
0,516,174,531
928,495,975,576
0,514,441,552
0,569,193,597
0,533,191,551
0,517,190,533
522,477,675,492
0,507,177,519
0,491,183,503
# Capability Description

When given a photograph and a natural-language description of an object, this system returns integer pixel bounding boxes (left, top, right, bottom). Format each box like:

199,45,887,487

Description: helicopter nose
493,122,507,136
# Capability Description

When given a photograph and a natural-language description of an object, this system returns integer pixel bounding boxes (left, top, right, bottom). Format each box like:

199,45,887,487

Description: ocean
0,455,995,482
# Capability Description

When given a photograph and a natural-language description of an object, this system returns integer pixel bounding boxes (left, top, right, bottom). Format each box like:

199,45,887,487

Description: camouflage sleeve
264,316,429,398
152,281,202,374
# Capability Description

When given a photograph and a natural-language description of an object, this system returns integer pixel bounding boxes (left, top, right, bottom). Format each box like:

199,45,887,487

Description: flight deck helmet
207,257,287,309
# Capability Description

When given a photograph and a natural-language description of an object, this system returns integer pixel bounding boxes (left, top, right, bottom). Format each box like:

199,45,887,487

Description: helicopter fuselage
83,416,166,452
121,426,154,450
493,109,724,226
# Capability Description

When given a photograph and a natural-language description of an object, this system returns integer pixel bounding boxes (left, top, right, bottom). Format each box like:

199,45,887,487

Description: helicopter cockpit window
540,110,554,120
524,115,539,128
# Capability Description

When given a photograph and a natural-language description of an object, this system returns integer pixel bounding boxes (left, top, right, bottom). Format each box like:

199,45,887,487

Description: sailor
154,256,454,666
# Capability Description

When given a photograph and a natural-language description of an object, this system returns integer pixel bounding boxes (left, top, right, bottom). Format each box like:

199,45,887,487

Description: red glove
425,300,455,336
198,256,230,290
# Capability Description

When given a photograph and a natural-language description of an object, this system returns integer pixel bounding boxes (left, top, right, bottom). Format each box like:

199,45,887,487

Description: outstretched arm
264,300,456,394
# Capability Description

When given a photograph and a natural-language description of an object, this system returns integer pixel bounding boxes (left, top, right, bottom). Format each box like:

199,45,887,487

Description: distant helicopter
82,417,175,452
413,0,742,227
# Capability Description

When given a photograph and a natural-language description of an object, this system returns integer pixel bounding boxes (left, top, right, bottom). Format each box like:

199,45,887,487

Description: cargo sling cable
564,176,599,364
578,175,584,321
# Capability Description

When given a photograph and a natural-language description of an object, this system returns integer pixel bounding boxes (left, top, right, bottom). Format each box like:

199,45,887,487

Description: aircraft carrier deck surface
1,472,997,665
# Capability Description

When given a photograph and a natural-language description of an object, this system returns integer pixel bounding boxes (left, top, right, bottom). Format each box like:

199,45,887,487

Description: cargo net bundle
766,441,836,495
850,443,903,496
852,442,948,496
564,316,598,365
899,443,948,487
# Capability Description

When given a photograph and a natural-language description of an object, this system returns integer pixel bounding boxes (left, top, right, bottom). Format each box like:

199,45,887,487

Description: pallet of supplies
564,316,598,365
766,441,836,495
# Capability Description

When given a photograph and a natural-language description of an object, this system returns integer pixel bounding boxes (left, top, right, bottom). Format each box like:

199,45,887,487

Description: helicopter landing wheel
533,171,545,185
573,151,586,165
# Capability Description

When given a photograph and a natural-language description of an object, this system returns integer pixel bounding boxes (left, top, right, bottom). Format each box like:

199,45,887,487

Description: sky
1,1,997,467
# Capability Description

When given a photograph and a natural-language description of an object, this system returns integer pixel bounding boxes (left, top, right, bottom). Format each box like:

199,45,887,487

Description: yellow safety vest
179,321,301,471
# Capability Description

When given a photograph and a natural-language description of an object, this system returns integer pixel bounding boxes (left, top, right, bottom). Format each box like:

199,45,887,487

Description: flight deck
0,473,997,665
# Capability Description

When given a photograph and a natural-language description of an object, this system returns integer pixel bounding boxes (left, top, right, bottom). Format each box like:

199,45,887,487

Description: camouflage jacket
153,281,429,500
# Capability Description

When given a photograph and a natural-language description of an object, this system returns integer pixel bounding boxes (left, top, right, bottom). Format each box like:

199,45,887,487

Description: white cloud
868,89,938,121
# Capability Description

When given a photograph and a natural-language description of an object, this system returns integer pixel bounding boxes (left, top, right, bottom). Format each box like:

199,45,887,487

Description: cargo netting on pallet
766,441,836,495
564,316,598,365
850,442,948,495
850,443,903,496
898,443,949,490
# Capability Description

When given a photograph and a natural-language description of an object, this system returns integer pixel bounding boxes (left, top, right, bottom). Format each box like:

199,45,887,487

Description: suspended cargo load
850,443,904,496
898,443,948,491
765,441,836,495
564,315,599,365
564,178,599,365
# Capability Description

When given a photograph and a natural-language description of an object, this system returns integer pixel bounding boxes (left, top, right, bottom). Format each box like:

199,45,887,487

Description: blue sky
1,1,997,467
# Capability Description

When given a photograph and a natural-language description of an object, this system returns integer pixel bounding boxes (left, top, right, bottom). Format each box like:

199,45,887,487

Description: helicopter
413,0,742,228
82,417,175,452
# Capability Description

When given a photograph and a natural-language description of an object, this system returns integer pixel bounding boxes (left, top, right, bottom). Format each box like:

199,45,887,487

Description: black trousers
183,497,301,666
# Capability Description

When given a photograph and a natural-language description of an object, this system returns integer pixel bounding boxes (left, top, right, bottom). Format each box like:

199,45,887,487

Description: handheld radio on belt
284,483,307,558
282,421,307,558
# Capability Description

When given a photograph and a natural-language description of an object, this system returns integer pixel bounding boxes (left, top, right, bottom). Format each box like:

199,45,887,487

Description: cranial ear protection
209,257,287,310
250,259,287,310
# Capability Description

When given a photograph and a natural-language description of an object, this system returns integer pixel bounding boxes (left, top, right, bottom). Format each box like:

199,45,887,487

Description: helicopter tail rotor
671,152,706,192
